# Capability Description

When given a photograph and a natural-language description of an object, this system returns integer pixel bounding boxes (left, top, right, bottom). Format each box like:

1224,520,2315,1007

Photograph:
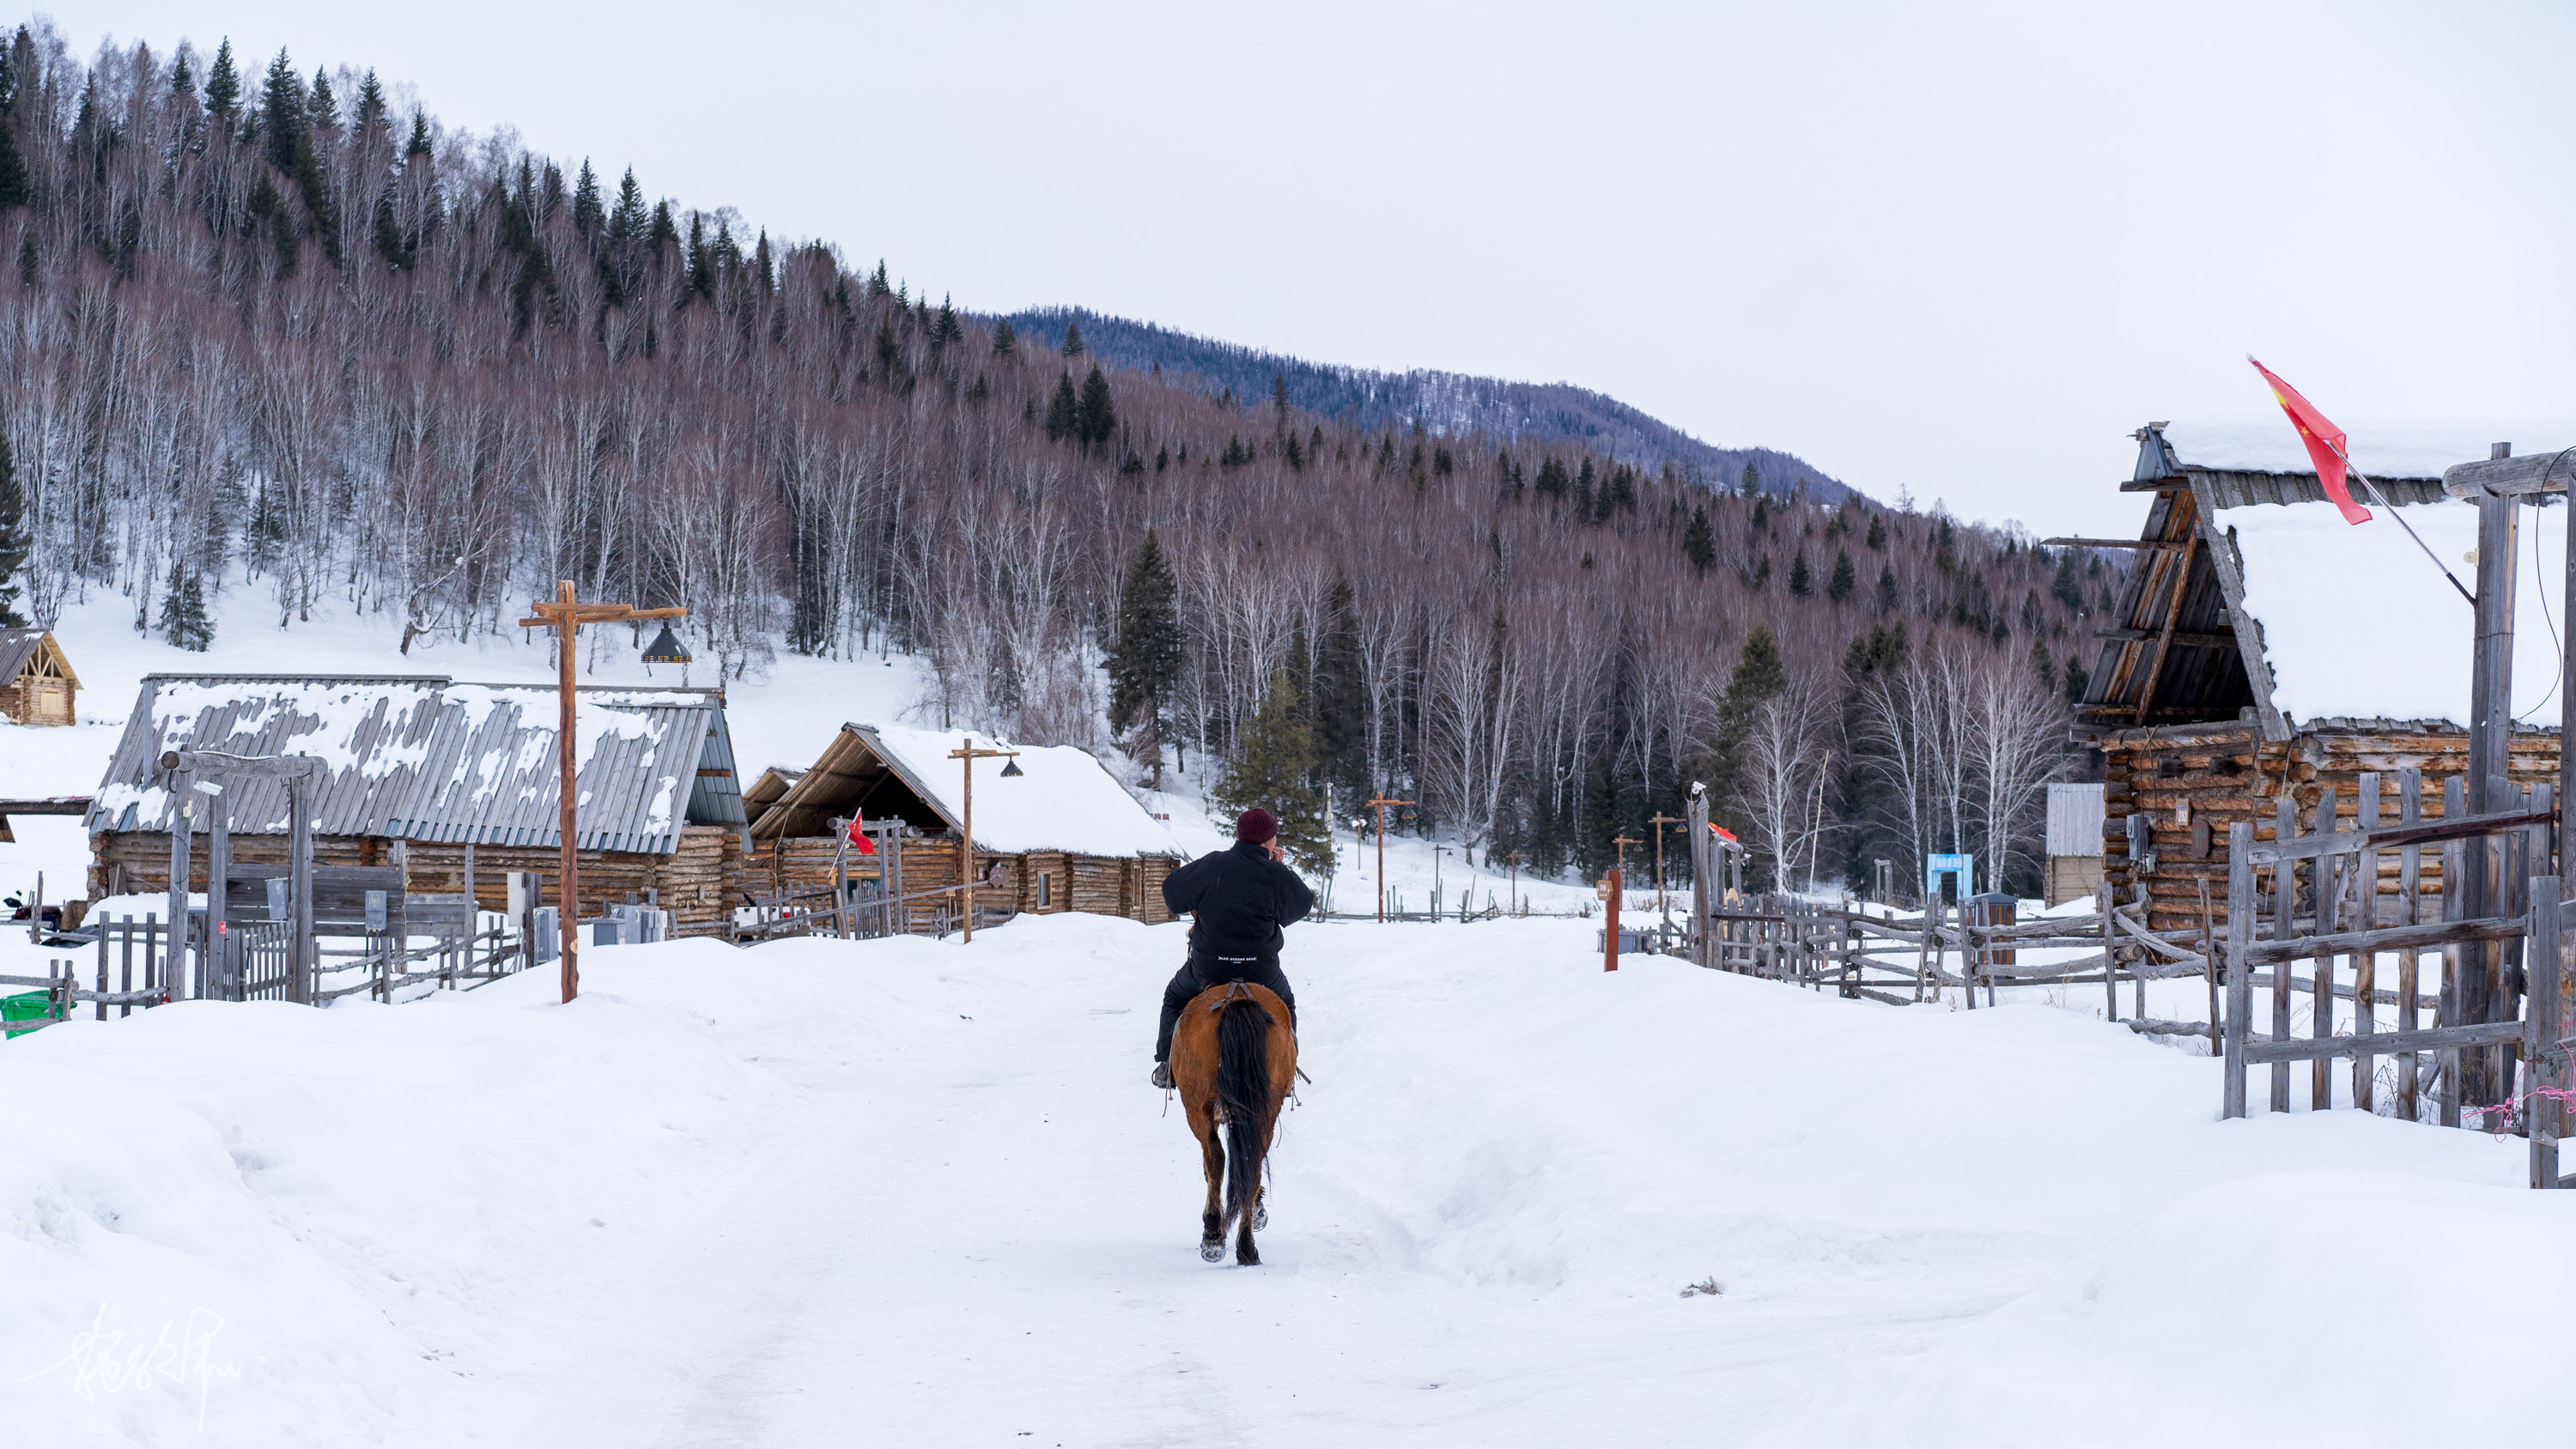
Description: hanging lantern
999,757,1024,777
641,623,691,664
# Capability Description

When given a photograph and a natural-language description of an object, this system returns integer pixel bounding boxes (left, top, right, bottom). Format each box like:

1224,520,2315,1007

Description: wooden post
2313,784,2340,1111
2442,775,2466,1127
517,581,687,1003
945,740,1019,944
2463,488,2518,1106
2101,879,2118,1022
2272,796,2295,1114
205,787,229,1001
165,766,192,1002
2397,767,2423,1122
1687,789,1710,968
1364,795,1414,923
2353,773,2380,1112
2530,877,2564,1187
2223,820,2254,1118
289,773,314,1005
1604,866,1621,972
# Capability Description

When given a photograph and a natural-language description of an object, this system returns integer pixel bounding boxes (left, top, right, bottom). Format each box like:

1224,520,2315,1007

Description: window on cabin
1040,873,1052,907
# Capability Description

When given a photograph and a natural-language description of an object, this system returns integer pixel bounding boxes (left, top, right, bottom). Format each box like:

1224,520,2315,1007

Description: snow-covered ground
7,914,2563,1446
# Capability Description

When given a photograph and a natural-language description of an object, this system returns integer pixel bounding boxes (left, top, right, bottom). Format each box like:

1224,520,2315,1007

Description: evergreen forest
0,22,2129,896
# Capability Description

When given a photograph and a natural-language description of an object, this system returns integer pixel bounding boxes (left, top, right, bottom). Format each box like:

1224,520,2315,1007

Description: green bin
2,988,63,1039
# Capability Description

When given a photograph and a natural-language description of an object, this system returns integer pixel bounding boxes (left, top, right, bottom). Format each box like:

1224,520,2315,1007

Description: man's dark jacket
1153,840,1315,1064
1163,839,1315,967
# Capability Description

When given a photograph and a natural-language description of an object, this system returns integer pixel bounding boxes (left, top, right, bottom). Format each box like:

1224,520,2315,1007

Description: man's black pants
1155,956,1296,1063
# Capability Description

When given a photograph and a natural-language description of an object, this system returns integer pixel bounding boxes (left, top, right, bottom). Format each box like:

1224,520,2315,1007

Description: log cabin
0,627,79,725
2075,421,2559,929
84,675,749,931
748,721,1182,930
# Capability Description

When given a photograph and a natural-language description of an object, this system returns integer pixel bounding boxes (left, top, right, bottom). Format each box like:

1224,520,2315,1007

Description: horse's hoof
1200,1240,1226,1263
1253,1203,1269,1231
1236,1250,1261,1267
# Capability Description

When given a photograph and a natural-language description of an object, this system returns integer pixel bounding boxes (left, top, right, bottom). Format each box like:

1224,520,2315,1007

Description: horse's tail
1215,995,1273,1234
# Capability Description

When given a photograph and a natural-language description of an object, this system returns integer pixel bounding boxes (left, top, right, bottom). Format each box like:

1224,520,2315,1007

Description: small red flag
846,811,877,856
2249,357,2371,525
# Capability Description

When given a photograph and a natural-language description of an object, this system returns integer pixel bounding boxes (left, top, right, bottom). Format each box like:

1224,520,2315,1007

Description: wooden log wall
92,825,745,932
745,829,1182,927
2103,724,2559,931
0,673,74,726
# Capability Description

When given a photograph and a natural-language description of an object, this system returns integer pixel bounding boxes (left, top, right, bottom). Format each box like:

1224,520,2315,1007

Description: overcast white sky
31,1,2576,533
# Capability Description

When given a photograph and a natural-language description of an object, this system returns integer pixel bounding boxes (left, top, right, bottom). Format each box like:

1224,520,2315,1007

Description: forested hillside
1005,306,1850,502
0,22,2125,894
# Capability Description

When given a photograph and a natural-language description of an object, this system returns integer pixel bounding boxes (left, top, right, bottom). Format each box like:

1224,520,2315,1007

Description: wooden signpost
1364,794,1414,923
518,581,685,1003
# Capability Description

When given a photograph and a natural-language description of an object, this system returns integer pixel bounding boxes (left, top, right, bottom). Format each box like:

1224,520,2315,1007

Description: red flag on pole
2248,357,2371,525
846,810,877,856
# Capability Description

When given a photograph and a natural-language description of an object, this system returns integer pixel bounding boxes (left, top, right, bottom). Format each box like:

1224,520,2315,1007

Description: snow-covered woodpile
0,628,78,726
84,675,750,931
2075,422,2559,929
747,722,1182,927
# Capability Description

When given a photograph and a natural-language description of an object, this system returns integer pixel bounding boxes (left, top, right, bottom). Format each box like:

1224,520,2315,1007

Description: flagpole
2327,440,2479,607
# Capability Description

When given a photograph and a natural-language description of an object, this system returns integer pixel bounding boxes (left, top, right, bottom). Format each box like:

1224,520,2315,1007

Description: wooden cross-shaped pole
946,739,1019,943
1364,794,1415,923
519,580,685,1003
1647,812,1682,915
1607,834,1641,973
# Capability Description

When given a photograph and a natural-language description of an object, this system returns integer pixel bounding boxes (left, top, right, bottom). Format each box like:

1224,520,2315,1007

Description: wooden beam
2441,449,2576,498
2092,625,2236,649
2043,537,2185,550
2130,511,2203,724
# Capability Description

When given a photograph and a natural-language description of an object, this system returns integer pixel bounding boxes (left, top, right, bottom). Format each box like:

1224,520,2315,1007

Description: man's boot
1150,1061,1174,1089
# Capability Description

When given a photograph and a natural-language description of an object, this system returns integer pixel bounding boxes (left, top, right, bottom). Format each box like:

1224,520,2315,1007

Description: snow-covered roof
2223,499,2566,730
754,721,1179,858
2154,420,2464,482
88,675,744,852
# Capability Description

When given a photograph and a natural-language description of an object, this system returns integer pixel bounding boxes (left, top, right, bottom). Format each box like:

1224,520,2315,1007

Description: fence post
2527,876,2563,1187
166,767,193,1002
2100,880,2117,1022
2223,821,2254,1119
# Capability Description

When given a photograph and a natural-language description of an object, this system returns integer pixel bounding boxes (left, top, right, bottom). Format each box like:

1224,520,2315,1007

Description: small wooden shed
748,721,1182,929
0,628,78,725
2044,783,2105,906
2074,421,2555,928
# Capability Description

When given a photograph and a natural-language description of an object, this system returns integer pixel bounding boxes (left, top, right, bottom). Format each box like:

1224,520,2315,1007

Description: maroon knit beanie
1235,808,1278,845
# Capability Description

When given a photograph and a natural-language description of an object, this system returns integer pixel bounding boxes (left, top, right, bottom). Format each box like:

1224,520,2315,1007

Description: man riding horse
1151,807,1313,1088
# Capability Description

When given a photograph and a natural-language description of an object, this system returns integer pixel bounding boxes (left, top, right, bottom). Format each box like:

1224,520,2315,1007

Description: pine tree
1107,529,1183,785
404,109,432,159
570,159,602,239
1314,570,1367,803
204,39,240,117
1876,563,1899,614
0,427,26,627
992,318,1016,355
1683,505,1715,573
2052,551,2085,613
1865,513,1887,550
352,70,386,145
1740,461,1759,498
171,52,196,99
2063,655,2090,703
0,112,24,212
608,168,644,241
156,564,214,651
260,50,307,171
1216,669,1331,877
1061,320,1084,357
2028,636,2057,693
1826,549,1856,603
307,66,337,136
1789,551,1814,596
1044,372,1078,442
1077,366,1116,448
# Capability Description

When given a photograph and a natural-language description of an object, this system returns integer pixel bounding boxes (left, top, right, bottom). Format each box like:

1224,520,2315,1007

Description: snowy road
10,914,2574,1447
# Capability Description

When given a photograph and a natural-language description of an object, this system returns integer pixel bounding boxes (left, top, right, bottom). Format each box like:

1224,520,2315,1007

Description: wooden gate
2221,768,2555,1126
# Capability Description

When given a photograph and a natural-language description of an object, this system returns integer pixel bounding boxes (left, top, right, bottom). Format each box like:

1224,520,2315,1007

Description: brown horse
1169,979,1297,1264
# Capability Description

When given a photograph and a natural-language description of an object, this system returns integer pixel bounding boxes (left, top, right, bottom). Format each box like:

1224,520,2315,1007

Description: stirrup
1150,1062,1173,1089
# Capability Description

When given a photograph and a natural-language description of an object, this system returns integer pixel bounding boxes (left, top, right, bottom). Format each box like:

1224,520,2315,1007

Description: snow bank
2228,497,2568,727
1778,1167,2576,1447
2159,419,2518,481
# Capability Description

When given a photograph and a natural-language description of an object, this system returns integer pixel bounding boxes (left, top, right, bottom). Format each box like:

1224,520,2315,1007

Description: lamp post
947,737,1021,943
1364,793,1414,923
518,581,685,1003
